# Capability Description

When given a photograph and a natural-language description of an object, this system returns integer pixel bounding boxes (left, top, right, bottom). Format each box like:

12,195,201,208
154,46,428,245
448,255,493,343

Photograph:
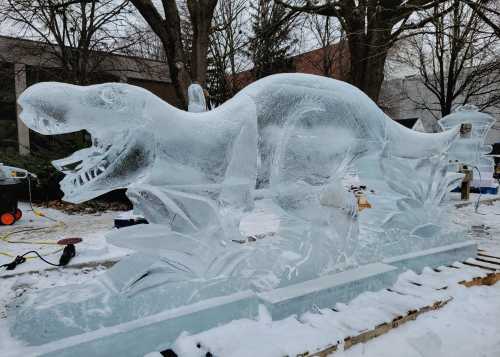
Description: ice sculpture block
11,74,481,348
439,104,496,170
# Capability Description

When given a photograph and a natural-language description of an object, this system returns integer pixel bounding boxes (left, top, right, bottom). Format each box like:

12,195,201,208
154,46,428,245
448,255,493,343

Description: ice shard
187,83,207,112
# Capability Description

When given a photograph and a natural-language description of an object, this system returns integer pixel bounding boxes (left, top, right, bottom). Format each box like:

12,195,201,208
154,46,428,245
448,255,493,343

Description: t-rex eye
88,84,128,111
100,85,126,104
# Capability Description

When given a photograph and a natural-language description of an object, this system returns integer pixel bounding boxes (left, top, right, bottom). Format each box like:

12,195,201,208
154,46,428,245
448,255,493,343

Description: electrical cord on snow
27,174,59,223
0,244,76,271
1,250,60,270
0,176,79,271
0,175,67,260
473,166,485,215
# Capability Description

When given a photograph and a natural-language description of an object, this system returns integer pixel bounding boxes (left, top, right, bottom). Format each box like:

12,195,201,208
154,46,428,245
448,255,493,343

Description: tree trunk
275,0,446,105
160,0,192,108
131,0,191,108
346,26,391,104
188,0,217,85
132,0,219,108
361,48,389,104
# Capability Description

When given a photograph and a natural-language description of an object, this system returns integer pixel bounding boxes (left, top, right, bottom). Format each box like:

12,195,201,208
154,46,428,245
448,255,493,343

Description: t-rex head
18,82,156,203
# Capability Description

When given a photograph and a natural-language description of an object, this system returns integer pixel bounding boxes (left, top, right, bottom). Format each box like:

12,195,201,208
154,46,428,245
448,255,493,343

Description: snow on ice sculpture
12,73,475,345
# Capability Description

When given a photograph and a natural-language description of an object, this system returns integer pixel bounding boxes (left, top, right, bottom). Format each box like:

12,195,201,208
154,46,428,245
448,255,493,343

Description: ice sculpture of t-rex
18,73,468,278
18,74,460,225
11,73,478,346
18,72,470,283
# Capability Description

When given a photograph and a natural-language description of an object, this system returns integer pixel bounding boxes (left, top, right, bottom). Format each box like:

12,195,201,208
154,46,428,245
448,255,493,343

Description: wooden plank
464,259,499,271
459,276,485,287
478,252,500,260
476,255,500,265
451,262,488,276
460,272,500,287
308,298,452,357
164,262,498,357
476,257,500,266
306,263,499,357
455,196,500,208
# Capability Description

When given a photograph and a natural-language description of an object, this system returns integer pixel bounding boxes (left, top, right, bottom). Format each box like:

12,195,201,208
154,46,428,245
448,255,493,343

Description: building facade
0,36,177,155
379,75,500,146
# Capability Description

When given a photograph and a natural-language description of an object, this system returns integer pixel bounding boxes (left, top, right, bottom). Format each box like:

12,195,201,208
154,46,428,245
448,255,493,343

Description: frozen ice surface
12,73,487,346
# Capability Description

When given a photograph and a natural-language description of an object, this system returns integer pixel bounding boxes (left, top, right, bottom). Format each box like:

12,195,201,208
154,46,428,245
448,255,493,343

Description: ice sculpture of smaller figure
187,83,207,112
439,105,495,170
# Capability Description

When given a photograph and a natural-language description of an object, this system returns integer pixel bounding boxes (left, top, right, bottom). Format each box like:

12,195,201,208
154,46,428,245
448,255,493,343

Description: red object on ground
1,212,15,225
14,208,22,221
57,237,83,245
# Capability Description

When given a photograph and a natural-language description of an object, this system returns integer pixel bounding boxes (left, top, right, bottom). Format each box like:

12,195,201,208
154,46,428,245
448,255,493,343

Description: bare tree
0,0,137,84
464,0,500,38
304,14,347,78
119,23,167,62
398,0,500,118
207,0,249,105
277,0,452,103
130,0,218,108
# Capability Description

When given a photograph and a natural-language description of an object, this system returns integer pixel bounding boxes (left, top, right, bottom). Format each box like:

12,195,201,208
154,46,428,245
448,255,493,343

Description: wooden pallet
455,196,500,208
162,249,500,357
305,250,500,357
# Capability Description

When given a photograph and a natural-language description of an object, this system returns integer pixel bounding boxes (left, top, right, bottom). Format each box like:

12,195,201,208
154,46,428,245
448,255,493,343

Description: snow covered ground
452,194,500,256
0,195,499,356
348,193,500,357
0,202,131,275
0,202,131,354
333,284,500,357
168,282,500,357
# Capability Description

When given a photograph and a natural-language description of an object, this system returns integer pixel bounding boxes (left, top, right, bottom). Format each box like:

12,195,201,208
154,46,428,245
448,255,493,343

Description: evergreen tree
247,0,298,79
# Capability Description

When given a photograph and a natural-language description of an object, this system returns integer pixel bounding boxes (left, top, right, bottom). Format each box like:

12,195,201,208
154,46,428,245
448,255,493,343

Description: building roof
0,35,171,83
